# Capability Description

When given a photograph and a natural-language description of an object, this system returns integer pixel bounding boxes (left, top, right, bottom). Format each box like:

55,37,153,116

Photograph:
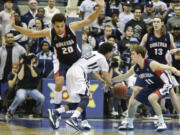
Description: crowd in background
0,0,180,118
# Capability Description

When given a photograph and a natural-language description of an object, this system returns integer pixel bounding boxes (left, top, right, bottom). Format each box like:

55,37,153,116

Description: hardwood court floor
0,114,180,135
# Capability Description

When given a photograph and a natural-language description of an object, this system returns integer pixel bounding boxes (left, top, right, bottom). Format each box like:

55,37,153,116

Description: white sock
56,106,65,114
158,114,165,124
71,110,81,118
128,118,134,126
54,91,62,104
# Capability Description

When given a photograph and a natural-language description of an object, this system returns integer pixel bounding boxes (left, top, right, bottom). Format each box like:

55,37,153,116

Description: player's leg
148,92,167,131
169,88,180,125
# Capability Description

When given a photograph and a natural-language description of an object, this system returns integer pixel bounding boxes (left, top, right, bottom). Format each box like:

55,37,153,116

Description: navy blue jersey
145,33,170,64
134,59,171,89
51,25,81,66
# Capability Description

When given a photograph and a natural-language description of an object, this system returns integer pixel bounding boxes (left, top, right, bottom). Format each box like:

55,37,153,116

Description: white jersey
74,51,109,74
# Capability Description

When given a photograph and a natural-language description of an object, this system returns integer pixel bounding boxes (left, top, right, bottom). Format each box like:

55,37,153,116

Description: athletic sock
54,91,62,105
128,118,134,126
158,114,165,124
71,110,81,118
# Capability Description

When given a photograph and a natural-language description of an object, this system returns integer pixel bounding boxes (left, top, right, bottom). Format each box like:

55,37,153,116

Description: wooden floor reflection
0,114,179,135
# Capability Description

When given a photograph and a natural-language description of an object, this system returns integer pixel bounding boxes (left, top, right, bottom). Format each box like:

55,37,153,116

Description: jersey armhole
69,23,76,36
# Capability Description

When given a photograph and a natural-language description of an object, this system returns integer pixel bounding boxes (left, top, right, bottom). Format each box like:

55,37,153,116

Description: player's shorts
66,65,90,103
135,83,173,106
53,56,71,78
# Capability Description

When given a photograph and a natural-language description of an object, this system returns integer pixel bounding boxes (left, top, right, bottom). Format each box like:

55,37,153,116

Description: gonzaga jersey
145,33,170,64
51,26,81,65
134,59,172,89
74,51,109,74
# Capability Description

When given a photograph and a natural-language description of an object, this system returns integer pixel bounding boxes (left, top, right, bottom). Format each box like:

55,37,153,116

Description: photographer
6,53,45,119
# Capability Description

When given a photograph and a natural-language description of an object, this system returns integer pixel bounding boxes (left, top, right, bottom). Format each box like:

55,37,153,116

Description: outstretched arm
112,66,135,82
11,14,51,40
70,0,105,32
150,61,180,76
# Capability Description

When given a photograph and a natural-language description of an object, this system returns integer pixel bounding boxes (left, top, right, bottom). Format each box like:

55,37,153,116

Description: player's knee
78,95,89,110
55,77,64,91
148,94,158,103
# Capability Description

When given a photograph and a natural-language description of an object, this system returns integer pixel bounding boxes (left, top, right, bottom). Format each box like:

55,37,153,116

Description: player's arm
11,14,51,39
140,33,148,47
92,72,105,83
169,33,180,54
102,71,111,85
150,61,180,76
70,0,105,32
112,66,135,82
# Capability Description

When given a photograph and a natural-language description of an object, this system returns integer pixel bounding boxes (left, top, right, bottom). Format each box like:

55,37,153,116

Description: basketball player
48,42,113,130
10,0,105,120
140,14,180,126
113,45,180,131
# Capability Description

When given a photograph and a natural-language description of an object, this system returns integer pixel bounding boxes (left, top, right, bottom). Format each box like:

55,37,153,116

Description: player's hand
174,70,180,76
95,0,105,8
11,12,15,27
170,49,179,54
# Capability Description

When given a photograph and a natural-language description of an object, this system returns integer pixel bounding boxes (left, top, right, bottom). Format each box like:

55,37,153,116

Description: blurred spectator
81,31,93,55
22,0,38,26
118,1,134,26
90,9,106,38
6,53,45,118
36,40,53,78
2,62,19,110
163,0,180,24
28,7,49,30
44,0,60,26
79,0,96,19
141,1,155,27
107,35,120,56
124,6,147,42
29,18,46,54
105,0,122,17
83,26,96,50
6,12,28,48
106,12,124,41
153,0,167,14
0,0,14,45
98,24,113,46
0,32,26,83
167,5,180,33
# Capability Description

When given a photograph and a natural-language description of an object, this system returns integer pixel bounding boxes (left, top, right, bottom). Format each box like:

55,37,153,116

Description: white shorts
66,65,90,103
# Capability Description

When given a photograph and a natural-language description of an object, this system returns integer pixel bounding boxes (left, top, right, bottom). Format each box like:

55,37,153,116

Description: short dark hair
130,45,146,58
107,35,116,40
134,6,142,13
98,42,113,55
5,32,13,38
51,13,66,24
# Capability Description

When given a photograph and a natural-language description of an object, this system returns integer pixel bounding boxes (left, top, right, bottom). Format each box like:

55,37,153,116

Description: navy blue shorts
54,62,71,78
135,88,157,107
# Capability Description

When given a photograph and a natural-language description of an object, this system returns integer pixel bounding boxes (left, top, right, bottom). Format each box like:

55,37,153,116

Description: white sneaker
156,122,167,132
118,122,134,130
111,111,119,116
121,117,128,125
81,120,91,130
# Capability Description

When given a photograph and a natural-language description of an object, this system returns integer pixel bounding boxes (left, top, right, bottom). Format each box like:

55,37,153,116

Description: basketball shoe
65,117,83,131
118,122,134,130
81,120,91,130
48,109,61,129
156,122,167,132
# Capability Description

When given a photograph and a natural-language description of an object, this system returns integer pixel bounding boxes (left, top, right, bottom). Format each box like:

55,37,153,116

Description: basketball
113,83,128,98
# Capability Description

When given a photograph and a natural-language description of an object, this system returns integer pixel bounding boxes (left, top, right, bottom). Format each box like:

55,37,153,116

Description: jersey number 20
62,46,74,54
